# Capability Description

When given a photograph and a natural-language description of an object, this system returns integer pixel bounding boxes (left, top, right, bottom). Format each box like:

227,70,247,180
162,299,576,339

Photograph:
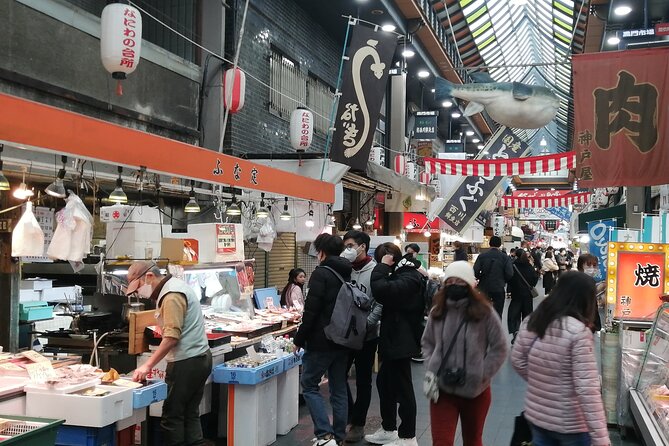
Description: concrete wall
0,1,201,142
226,0,341,156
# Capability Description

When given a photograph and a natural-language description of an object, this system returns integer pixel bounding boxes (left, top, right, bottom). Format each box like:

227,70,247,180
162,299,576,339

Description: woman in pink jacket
511,271,610,446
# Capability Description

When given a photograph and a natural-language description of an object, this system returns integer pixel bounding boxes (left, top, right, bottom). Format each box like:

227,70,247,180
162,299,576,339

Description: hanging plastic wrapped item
47,192,94,262
257,217,277,252
11,202,45,257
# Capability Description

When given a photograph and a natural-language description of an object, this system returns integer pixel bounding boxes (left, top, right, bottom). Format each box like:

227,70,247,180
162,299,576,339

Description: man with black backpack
473,235,513,319
294,233,352,446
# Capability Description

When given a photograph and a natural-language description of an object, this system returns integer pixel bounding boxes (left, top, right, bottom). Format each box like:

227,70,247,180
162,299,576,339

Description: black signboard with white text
330,25,397,171
414,111,438,140
439,127,530,233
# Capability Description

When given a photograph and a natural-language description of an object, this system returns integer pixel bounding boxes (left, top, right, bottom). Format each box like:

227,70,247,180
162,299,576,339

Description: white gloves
423,371,440,403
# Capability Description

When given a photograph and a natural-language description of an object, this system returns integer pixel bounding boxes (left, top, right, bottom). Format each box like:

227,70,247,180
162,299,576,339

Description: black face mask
445,284,470,301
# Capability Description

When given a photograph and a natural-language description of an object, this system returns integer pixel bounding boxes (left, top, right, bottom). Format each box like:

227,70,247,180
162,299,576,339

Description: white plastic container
23,378,101,394
227,377,278,446
117,407,147,431
25,385,133,427
276,366,299,435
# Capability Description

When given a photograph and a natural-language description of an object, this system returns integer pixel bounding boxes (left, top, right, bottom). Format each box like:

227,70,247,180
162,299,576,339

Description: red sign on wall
403,213,441,233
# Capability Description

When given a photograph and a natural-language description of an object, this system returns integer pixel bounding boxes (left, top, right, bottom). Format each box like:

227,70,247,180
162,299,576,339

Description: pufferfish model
435,73,560,129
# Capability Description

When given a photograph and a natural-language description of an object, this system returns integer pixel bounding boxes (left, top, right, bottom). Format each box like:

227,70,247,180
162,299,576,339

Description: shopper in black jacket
294,234,351,446
473,236,513,318
453,241,468,262
507,249,539,344
364,243,424,446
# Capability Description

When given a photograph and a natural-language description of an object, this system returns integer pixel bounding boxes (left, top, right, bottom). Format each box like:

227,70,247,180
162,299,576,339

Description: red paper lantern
394,155,407,175
419,171,431,184
223,68,246,113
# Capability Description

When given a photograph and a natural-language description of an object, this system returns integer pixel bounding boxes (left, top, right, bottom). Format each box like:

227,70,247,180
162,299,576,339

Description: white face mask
341,247,358,262
137,283,153,299
583,267,598,277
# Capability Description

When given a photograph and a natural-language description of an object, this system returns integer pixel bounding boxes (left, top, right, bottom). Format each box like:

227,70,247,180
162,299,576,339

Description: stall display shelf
0,415,64,446
632,303,669,442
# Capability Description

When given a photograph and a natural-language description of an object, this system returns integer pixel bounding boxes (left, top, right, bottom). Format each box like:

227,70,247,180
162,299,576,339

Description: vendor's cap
443,261,477,288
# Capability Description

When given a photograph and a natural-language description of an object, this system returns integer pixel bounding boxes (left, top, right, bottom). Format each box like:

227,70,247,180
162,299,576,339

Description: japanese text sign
216,224,237,254
573,48,669,187
414,112,438,140
607,242,669,320
330,24,397,171
438,127,530,233
588,219,616,282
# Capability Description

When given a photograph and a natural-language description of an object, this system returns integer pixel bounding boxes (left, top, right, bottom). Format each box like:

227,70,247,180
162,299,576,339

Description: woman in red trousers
421,261,508,446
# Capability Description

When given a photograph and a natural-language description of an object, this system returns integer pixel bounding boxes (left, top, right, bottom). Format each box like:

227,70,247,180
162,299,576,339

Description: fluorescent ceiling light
381,24,396,32
614,5,632,16
417,70,430,78
607,36,621,45
402,49,415,58
472,138,481,143
477,144,485,150
431,88,435,93
451,111,461,118
465,130,475,136
442,100,452,107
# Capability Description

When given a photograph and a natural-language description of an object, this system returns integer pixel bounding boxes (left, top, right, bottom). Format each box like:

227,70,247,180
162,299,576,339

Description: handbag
437,317,468,390
514,264,539,298
510,412,532,446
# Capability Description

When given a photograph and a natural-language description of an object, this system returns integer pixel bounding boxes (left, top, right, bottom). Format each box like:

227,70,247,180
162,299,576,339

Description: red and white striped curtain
424,152,576,176
499,192,590,208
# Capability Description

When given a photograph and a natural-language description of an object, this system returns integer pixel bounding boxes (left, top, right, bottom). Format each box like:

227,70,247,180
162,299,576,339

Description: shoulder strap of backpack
319,265,346,285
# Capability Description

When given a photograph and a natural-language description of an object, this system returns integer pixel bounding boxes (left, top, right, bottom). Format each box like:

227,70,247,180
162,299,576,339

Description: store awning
366,162,436,200
0,93,335,203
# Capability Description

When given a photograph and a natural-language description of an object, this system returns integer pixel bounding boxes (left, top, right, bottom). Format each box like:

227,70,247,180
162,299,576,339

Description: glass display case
630,303,669,445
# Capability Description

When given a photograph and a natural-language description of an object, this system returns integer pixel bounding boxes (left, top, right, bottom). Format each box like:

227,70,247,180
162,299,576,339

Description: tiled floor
272,282,644,446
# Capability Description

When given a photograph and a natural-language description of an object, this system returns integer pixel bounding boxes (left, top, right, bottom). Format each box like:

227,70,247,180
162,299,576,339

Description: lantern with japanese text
419,170,431,184
406,162,416,181
223,68,246,113
369,147,385,166
290,108,313,151
394,155,407,175
430,179,441,197
101,2,142,96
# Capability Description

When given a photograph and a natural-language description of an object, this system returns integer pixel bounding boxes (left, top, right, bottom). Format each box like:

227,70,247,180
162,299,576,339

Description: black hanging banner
439,127,530,233
330,24,397,171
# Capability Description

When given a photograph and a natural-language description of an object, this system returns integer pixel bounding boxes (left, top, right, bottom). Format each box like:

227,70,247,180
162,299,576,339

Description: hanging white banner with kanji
499,192,590,208
424,152,575,176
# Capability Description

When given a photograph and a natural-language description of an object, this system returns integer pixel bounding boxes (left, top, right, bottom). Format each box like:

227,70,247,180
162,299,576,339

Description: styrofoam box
20,279,53,290
25,385,133,427
229,377,278,446
117,407,147,431
19,289,41,303
41,286,80,303
106,222,165,259
132,380,167,408
276,366,299,435
24,378,101,394
212,357,284,385
282,352,303,371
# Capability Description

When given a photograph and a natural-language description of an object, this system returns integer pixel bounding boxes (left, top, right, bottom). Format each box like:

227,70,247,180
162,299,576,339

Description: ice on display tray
213,356,284,385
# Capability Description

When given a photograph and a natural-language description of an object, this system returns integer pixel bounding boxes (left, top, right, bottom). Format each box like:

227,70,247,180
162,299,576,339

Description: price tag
25,361,56,383
246,346,260,362
20,351,49,363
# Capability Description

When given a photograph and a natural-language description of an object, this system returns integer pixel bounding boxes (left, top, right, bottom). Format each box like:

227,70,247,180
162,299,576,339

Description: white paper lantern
430,179,441,197
369,146,385,166
290,108,313,151
101,3,142,94
406,162,416,180
394,155,407,175
223,68,246,113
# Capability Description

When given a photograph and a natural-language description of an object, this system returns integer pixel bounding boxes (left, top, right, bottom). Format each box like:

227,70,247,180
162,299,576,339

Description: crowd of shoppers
290,233,607,446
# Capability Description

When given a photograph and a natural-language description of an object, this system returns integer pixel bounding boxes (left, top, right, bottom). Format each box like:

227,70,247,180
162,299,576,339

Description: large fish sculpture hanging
435,74,560,129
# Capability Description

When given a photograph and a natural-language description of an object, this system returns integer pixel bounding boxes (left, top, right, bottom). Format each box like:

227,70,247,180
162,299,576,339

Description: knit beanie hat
443,261,477,287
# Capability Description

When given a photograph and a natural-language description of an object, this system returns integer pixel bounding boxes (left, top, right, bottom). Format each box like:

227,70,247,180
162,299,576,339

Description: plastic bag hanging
47,191,93,262
11,202,45,257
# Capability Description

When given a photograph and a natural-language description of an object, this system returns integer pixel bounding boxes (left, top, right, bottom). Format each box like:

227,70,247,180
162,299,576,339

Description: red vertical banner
572,48,669,187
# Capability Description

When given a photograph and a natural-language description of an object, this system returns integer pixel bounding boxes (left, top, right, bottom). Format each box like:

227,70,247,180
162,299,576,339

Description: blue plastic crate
55,423,115,446
212,357,283,385
132,380,167,409
282,352,303,371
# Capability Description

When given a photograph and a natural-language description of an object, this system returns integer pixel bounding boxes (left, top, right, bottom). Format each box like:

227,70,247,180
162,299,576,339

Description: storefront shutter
266,232,297,290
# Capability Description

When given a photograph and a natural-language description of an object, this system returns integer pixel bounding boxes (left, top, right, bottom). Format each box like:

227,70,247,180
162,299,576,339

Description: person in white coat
511,271,610,446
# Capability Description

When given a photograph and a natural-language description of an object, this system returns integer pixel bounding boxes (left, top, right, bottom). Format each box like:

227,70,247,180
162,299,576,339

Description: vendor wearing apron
127,261,211,446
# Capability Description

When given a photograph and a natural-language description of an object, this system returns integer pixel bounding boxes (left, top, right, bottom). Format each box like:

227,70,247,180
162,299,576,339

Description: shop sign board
0,218,12,232
413,111,438,140
607,242,669,320
443,140,464,153
656,23,669,36
330,24,397,171
402,212,440,233
588,219,616,282
438,127,529,233
216,224,237,254
573,48,669,187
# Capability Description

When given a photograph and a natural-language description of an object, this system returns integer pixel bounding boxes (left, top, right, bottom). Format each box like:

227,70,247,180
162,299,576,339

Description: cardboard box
161,238,185,262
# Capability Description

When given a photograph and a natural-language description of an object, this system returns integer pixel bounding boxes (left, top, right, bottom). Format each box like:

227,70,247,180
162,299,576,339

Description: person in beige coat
512,271,610,446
